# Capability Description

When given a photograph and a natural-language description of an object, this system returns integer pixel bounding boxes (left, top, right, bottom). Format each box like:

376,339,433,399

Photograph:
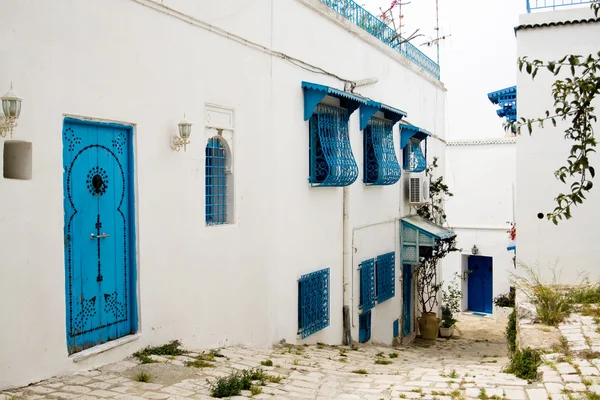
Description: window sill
70,334,141,363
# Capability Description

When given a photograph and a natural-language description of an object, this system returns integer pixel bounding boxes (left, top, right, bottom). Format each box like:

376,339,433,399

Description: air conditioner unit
408,173,430,204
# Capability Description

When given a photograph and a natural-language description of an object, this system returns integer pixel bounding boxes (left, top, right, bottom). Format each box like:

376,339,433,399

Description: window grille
206,138,227,225
358,310,372,343
309,103,358,187
297,268,330,339
359,258,376,312
376,252,395,303
403,137,427,173
363,117,401,185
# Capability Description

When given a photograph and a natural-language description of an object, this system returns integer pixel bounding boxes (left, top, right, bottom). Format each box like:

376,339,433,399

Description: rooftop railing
319,0,441,80
526,0,593,12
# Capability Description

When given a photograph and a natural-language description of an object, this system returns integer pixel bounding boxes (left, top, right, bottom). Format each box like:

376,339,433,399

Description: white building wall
445,140,516,309
0,0,446,389
516,7,600,283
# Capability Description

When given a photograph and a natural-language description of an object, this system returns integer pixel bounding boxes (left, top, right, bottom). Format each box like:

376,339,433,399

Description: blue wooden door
402,264,413,336
467,256,493,314
63,118,136,354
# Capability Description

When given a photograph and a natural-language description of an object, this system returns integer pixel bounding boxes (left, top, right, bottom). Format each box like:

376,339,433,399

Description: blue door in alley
402,264,413,336
467,256,493,314
63,118,136,354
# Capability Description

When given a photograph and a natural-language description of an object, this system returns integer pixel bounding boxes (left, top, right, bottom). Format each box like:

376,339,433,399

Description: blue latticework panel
419,234,435,246
206,138,227,225
403,225,418,244
359,258,376,312
363,117,401,186
298,268,330,339
403,138,427,173
358,310,372,343
376,252,395,303
309,103,359,187
393,318,400,338
402,245,418,264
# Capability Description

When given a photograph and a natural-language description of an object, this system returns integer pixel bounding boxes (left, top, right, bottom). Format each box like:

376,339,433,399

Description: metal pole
436,0,440,65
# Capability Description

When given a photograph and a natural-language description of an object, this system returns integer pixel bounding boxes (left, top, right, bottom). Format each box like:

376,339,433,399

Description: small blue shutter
359,259,376,312
359,311,372,343
393,319,400,338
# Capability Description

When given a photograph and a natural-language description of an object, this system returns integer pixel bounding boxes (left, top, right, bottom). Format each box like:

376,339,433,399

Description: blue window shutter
359,259,376,312
205,138,227,225
376,252,396,304
297,268,330,339
359,310,372,343
363,118,401,185
309,103,358,187
393,318,400,338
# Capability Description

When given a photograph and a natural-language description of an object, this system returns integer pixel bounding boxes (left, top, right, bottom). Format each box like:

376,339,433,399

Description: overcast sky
362,0,526,140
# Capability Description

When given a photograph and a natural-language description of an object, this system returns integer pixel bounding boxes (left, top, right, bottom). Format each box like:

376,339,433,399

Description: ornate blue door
467,256,493,314
63,118,136,354
402,264,413,336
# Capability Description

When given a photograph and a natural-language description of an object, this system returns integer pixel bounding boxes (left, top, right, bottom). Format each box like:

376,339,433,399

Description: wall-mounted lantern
171,115,193,152
0,84,22,138
471,245,479,255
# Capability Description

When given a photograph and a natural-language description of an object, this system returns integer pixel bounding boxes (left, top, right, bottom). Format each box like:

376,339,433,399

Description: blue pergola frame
302,81,407,125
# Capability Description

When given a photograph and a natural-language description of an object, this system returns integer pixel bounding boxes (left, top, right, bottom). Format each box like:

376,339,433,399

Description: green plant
261,360,273,367
185,360,214,368
494,292,516,308
208,368,267,398
133,340,186,363
568,283,600,304
389,352,399,358
512,265,573,326
441,305,457,328
506,348,541,381
506,309,517,354
375,359,392,365
265,375,283,383
352,369,369,374
250,385,262,396
134,371,151,382
443,273,463,315
415,158,460,313
478,389,488,400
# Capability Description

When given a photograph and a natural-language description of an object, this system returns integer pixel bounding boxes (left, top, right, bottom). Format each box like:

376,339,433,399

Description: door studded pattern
63,118,136,354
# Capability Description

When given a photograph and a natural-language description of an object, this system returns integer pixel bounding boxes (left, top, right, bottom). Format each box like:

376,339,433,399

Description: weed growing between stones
208,368,267,398
134,371,151,383
133,340,186,363
375,359,392,365
352,369,368,374
505,348,541,381
260,359,273,367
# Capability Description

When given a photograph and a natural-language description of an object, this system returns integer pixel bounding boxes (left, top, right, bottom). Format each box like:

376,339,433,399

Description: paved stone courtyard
3,313,600,400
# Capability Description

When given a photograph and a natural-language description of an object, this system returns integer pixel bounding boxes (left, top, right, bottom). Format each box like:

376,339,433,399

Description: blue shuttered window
298,268,330,339
358,311,372,343
393,318,400,338
376,252,395,303
363,117,401,185
206,138,227,225
359,258,376,312
309,103,359,187
403,137,427,173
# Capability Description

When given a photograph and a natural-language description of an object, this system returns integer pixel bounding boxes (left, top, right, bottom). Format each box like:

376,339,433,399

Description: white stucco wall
444,140,517,309
516,7,600,283
0,0,446,389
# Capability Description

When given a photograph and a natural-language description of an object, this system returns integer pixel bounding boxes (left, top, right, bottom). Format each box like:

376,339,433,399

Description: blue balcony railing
526,0,593,12
319,0,441,80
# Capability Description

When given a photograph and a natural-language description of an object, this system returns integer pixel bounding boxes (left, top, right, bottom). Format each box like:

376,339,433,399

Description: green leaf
590,166,595,178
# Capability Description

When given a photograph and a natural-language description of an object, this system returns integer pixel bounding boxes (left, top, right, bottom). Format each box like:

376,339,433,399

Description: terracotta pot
439,325,455,338
418,312,440,340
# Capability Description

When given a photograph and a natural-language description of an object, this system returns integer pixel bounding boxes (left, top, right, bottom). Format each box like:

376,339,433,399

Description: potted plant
440,306,457,337
439,273,463,338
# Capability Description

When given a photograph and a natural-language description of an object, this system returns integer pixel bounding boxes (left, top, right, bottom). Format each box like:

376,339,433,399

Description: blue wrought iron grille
376,252,395,303
403,138,427,173
358,310,372,343
363,117,401,186
359,258,376,312
309,103,359,187
318,0,440,79
298,268,330,339
206,138,227,225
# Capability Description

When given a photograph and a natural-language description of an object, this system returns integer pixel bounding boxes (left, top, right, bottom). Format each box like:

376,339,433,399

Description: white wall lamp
0,84,23,138
171,115,193,152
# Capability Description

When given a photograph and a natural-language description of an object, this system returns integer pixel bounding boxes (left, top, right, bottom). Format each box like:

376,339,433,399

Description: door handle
90,233,110,240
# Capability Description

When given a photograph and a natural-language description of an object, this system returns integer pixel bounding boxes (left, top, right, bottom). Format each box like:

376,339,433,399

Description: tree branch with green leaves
507,47,600,224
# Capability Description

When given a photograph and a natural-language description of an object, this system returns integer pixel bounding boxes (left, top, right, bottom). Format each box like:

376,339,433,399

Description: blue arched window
205,138,227,225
